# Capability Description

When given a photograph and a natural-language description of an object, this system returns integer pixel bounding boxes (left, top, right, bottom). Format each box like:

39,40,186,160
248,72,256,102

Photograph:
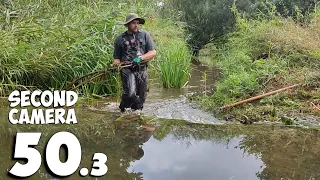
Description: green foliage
166,0,319,56
215,72,260,101
0,0,192,96
199,4,320,109
0,0,124,96
273,0,318,22
155,39,191,88
166,0,239,55
281,116,296,125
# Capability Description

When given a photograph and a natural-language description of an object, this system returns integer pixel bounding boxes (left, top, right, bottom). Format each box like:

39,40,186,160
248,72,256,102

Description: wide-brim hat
122,13,145,25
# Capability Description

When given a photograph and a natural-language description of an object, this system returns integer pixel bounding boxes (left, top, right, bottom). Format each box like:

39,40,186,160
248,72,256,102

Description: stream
92,63,223,124
0,64,320,179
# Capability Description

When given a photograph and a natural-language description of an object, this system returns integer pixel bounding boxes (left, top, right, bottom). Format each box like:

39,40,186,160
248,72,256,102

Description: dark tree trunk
191,48,201,65
192,48,200,57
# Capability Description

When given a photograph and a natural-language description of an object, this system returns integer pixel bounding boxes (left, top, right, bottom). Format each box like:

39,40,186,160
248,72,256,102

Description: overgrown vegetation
142,12,191,88
195,1,320,122
166,0,318,56
0,0,191,97
155,39,191,88
0,0,120,97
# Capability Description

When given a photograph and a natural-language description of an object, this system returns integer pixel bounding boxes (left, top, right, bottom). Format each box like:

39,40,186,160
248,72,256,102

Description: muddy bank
214,90,320,127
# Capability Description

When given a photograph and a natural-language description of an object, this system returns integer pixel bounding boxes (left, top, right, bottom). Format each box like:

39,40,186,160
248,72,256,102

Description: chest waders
119,32,148,111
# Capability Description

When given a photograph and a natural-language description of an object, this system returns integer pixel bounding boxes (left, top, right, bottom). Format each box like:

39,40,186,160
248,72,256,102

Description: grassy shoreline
196,10,320,124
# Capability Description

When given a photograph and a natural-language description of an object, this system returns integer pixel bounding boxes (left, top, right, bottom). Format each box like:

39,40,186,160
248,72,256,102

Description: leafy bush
166,0,318,56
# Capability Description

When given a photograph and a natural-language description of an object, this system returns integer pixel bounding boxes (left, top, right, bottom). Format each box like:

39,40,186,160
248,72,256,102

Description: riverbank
195,12,320,125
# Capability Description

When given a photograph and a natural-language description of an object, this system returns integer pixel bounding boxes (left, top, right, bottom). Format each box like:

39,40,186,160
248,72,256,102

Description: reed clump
155,40,191,88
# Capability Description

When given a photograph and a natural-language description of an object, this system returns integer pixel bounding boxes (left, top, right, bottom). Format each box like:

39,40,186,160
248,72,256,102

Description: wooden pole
65,64,132,90
66,61,151,90
220,84,301,109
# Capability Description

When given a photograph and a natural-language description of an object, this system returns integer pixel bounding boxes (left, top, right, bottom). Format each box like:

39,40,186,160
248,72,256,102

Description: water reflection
0,105,320,179
147,63,219,101
128,135,264,180
239,128,320,180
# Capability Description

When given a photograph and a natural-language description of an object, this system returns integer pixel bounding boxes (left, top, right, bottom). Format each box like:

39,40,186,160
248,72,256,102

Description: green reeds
0,0,124,96
156,40,191,88
0,0,192,97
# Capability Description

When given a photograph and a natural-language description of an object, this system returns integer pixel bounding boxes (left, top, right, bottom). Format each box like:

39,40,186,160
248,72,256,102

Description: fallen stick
220,84,301,110
68,73,105,91
65,64,132,90
311,102,320,111
66,61,151,90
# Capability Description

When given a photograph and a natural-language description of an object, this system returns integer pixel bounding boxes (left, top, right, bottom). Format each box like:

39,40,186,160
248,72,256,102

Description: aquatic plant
155,40,191,88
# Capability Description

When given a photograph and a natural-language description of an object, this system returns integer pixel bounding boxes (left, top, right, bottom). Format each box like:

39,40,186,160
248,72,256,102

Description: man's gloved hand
132,56,142,68
133,56,142,63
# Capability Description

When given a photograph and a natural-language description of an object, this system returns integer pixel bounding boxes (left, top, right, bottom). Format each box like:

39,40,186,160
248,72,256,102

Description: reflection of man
114,115,155,160
113,13,157,113
124,145,145,161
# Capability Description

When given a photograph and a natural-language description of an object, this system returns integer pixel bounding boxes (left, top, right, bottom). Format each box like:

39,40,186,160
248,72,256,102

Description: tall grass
0,0,123,96
155,40,191,88
0,0,192,96
142,12,191,89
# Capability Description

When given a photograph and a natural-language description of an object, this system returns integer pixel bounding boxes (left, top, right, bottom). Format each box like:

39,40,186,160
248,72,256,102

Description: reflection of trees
2,107,320,180
153,120,320,179
78,115,154,180
0,129,144,180
61,113,149,180
153,120,241,144
0,110,146,180
79,141,144,180
239,128,320,180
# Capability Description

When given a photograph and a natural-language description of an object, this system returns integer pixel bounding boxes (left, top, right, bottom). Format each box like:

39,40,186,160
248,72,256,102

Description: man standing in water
113,13,156,113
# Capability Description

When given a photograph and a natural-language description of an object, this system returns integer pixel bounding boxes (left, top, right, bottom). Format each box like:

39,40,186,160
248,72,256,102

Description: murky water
147,63,219,100
1,105,320,180
95,63,222,124
1,63,320,179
